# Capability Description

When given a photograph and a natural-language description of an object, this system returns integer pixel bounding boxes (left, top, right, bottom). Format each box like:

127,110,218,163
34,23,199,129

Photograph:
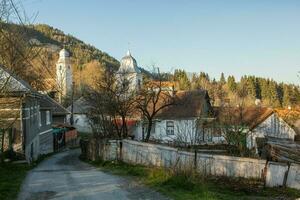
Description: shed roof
0,65,34,95
43,96,70,115
215,106,274,130
67,97,91,114
275,109,300,135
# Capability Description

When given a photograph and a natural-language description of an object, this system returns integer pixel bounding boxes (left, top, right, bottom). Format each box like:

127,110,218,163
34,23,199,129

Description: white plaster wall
95,139,300,189
200,154,266,178
286,163,300,190
266,162,289,187
72,114,92,133
56,55,72,97
134,119,200,144
121,139,267,179
116,72,141,92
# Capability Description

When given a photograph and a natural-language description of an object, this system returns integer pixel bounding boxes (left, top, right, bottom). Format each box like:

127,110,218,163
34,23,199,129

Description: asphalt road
18,149,169,200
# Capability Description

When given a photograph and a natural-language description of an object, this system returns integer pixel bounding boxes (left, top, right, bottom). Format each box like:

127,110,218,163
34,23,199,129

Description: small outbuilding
67,97,92,133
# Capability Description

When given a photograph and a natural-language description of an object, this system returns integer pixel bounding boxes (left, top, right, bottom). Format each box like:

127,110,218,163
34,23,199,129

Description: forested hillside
1,23,120,95
30,24,119,68
1,22,299,108
172,69,300,108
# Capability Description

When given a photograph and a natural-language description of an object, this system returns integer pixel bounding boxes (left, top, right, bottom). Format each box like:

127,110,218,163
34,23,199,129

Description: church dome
59,48,69,58
119,50,141,73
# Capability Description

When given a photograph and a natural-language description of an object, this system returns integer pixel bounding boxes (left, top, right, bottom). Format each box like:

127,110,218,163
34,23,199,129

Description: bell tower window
138,79,141,90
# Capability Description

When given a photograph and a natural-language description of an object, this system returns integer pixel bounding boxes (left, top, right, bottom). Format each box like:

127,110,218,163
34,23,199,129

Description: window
166,121,174,135
38,111,41,127
151,122,155,133
138,79,141,90
46,111,51,125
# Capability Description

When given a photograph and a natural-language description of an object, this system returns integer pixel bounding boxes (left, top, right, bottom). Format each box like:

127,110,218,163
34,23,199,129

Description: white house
247,111,297,150
214,107,298,152
133,90,214,145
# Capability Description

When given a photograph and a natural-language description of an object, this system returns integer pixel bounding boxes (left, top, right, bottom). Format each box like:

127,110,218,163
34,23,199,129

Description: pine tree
282,84,292,107
220,72,226,85
174,69,191,90
247,76,257,99
268,80,281,107
227,75,237,92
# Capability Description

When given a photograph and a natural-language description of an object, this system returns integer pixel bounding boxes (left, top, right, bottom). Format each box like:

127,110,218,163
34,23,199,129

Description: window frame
38,111,42,127
166,121,174,135
46,110,51,125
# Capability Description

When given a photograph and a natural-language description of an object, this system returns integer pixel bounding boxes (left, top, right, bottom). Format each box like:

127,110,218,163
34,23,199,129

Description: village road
18,149,169,200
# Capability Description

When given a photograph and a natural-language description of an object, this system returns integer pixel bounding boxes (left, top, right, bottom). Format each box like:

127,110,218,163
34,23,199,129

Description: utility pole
70,81,75,125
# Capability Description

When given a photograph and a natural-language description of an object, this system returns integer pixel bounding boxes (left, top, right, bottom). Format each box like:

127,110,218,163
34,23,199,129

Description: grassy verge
0,152,56,200
87,159,300,200
0,163,31,200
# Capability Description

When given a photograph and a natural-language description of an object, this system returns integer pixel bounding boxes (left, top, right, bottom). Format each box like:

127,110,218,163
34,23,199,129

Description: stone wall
82,138,300,190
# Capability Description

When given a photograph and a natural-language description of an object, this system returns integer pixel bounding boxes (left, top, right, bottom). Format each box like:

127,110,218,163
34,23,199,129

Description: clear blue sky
23,0,300,84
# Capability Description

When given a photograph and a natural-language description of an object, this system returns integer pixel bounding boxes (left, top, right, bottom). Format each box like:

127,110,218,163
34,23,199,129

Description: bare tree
0,0,44,162
216,84,261,156
85,67,136,139
172,120,200,147
135,69,177,142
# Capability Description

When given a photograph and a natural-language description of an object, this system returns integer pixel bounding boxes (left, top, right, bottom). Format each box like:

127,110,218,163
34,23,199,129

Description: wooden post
119,140,123,161
70,81,75,125
194,149,197,170
8,128,12,152
283,162,291,187
1,129,5,163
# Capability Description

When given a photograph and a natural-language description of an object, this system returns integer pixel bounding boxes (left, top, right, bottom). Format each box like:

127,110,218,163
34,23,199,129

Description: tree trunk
121,116,127,139
144,119,153,142
1,129,5,163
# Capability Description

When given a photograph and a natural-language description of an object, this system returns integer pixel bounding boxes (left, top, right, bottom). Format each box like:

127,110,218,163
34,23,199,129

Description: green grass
88,159,300,200
0,163,31,200
0,151,56,200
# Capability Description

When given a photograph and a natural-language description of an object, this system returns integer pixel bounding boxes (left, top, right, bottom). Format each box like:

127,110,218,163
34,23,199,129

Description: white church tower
56,48,73,102
117,50,142,92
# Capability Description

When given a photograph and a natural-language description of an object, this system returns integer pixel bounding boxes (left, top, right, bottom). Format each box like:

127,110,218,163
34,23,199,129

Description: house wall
39,130,53,155
134,118,200,144
22,97,54,162
0,97,23,154
134,118,226,145
247,113,296,149
38,109,53,155
70,114,92,133
53,115,66,124
22,97,40,161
